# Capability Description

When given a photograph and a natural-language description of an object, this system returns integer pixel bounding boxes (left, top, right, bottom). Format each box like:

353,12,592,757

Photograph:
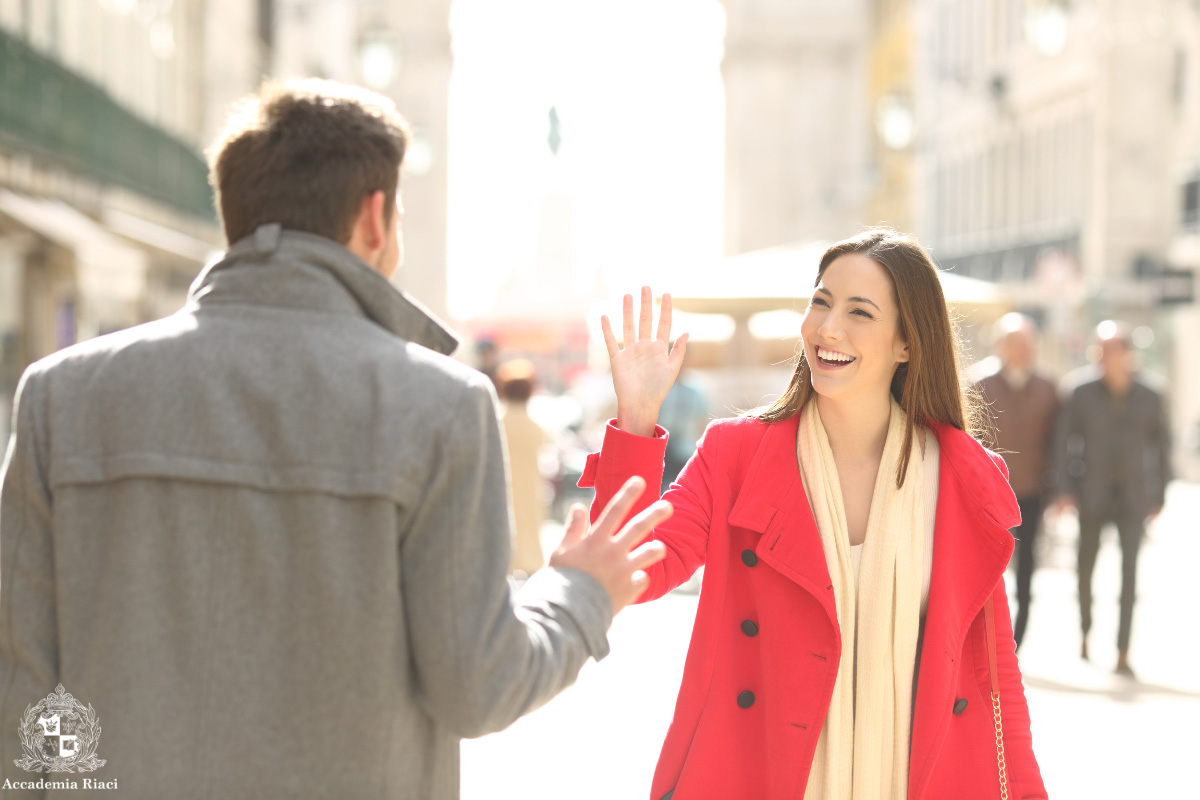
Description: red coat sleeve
577,419,720,603
988,576,1048,798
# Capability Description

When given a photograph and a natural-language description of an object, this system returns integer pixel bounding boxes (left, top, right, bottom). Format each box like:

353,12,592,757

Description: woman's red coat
579,414,1047,799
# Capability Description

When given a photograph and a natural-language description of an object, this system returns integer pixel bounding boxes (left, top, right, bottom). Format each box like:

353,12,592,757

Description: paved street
461,482,1200,799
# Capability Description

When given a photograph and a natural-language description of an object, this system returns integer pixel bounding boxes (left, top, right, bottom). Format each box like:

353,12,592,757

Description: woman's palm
601,286,688,414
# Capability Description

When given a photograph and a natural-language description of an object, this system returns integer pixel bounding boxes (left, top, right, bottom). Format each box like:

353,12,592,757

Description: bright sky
445,0,726,321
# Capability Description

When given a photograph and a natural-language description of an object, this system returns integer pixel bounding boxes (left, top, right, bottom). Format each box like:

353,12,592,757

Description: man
975,313,1059,649
1054,320,1171,677
0,80,668,798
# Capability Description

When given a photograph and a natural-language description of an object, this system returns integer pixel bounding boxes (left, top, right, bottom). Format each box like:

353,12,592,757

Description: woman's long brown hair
752,228,983,487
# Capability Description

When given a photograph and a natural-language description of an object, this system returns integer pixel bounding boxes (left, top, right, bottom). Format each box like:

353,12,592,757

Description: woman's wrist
616,405,660,438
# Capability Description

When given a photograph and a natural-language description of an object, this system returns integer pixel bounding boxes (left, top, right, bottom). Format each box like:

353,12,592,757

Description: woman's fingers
600,315,620,359
622,294,635,345
638,285,653,341
656,292,673,344
669,332,689,376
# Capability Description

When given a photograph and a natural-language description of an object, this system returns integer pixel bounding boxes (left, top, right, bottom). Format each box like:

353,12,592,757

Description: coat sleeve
577,418,721,603
1149,387,1172,508
1050,385,1082,500
399,377,614,739
0,368,59,787
988,577,1048,799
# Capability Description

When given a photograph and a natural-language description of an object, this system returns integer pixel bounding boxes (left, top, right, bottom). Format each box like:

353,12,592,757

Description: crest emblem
14,684,106,773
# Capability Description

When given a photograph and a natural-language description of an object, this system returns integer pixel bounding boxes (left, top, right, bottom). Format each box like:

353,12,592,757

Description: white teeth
817,347,854,362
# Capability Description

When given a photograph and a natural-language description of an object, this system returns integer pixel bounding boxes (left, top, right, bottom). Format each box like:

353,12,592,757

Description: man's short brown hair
206,79,409,245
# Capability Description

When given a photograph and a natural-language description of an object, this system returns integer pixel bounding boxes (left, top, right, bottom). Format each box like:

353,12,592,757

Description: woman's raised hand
600,286,688,437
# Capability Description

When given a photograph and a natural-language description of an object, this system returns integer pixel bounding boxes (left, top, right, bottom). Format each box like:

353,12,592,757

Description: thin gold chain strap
991,690,1009,800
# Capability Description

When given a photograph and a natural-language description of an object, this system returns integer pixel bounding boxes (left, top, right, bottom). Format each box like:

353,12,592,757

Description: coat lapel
727,417,839,632
908,422,1019,800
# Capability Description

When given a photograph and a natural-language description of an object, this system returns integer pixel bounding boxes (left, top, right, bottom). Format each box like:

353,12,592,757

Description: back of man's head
206,79,409,246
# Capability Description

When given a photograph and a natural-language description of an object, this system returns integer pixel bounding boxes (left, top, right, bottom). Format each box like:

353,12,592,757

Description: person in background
655,350,710,494
975,312,1060,649
476,337,500,386
1054,320,1172,677
497,359,552,577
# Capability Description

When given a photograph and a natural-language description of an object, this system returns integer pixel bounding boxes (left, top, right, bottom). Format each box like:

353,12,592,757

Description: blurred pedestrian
655,352,709,493
476,337,500,386
497,359,552,576
975,313,1059,649
1054,320,1172,677
579,230,1046,798
0,79,669,799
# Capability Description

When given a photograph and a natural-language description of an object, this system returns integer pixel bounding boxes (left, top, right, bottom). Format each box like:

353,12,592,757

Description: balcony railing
0,29,213,221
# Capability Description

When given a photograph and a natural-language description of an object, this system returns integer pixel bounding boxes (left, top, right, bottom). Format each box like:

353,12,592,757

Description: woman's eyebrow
815,286,882,311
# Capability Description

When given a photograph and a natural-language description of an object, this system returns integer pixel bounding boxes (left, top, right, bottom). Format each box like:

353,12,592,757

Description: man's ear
346,190,387,260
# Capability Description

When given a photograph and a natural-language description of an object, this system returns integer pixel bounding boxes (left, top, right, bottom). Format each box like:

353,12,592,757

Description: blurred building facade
272,0,452,323
866,0,916,231
912,0,1199,476
722,0,871,253
0,0,267,441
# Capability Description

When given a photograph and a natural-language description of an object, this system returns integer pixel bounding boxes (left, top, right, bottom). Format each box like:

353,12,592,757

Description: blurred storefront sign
935,234,1081,285
1159,268,1196,306
0,189,147,338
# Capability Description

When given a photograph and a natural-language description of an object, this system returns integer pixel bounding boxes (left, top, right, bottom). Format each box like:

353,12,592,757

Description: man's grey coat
0,226,613,799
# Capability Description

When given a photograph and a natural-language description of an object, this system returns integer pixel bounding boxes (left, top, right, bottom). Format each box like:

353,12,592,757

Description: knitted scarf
799,398,928,800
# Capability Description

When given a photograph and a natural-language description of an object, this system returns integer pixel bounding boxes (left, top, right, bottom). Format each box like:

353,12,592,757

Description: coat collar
726,413,1019,681
187,224,459,357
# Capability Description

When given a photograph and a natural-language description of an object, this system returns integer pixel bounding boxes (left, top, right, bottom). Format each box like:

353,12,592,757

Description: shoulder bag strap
984,597,1010,800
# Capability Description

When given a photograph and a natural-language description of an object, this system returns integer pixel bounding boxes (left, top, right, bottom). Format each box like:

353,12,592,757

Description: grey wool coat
0,225,614,799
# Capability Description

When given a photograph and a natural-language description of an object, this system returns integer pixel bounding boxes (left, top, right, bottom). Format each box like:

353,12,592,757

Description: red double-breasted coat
579,414,1047,799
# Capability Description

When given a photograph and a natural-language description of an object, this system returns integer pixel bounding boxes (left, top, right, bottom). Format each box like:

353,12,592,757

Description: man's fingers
630,570,650,593
559,504,588,548
590,475,646,539
639,285,653,341
656,292,673,344
600,315,620,359
622,294,635,345
627,540,667,572
613,500,673,550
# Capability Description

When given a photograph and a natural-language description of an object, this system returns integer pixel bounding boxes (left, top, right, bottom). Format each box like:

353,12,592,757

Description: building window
1181,175,1200,229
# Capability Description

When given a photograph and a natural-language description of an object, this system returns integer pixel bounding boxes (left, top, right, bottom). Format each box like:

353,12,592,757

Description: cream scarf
799,398,933,800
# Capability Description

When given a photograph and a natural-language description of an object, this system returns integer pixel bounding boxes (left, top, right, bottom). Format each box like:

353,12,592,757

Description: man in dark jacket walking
1054,321,1172,677
0,80,669,799
976,313,1059,649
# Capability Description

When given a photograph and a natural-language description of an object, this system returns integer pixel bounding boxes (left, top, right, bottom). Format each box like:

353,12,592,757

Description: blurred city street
462,481,1200,800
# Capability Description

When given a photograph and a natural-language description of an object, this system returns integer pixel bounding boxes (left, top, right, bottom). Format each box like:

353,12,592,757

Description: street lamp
1025,0,1070,57
358,26,400,90
875,93,915,151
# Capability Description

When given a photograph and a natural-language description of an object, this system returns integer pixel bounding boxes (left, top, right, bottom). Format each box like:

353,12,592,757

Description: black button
741,549,758,567
741,620,759,637
953,698,968,715
737,690,755,708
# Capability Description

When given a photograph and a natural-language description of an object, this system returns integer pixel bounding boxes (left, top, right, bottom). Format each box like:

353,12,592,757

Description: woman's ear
895,338,911,364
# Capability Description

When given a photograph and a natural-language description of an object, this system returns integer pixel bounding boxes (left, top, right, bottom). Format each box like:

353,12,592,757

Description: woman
579,229,1046,799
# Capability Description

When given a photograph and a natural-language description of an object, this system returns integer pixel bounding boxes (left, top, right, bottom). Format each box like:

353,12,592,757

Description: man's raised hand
549,476,670,614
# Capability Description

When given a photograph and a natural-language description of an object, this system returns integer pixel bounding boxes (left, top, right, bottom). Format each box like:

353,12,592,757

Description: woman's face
801,253,910,404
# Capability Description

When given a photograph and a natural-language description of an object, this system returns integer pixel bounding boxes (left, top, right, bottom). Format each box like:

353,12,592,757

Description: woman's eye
851,308,874,319
810,297,829,308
